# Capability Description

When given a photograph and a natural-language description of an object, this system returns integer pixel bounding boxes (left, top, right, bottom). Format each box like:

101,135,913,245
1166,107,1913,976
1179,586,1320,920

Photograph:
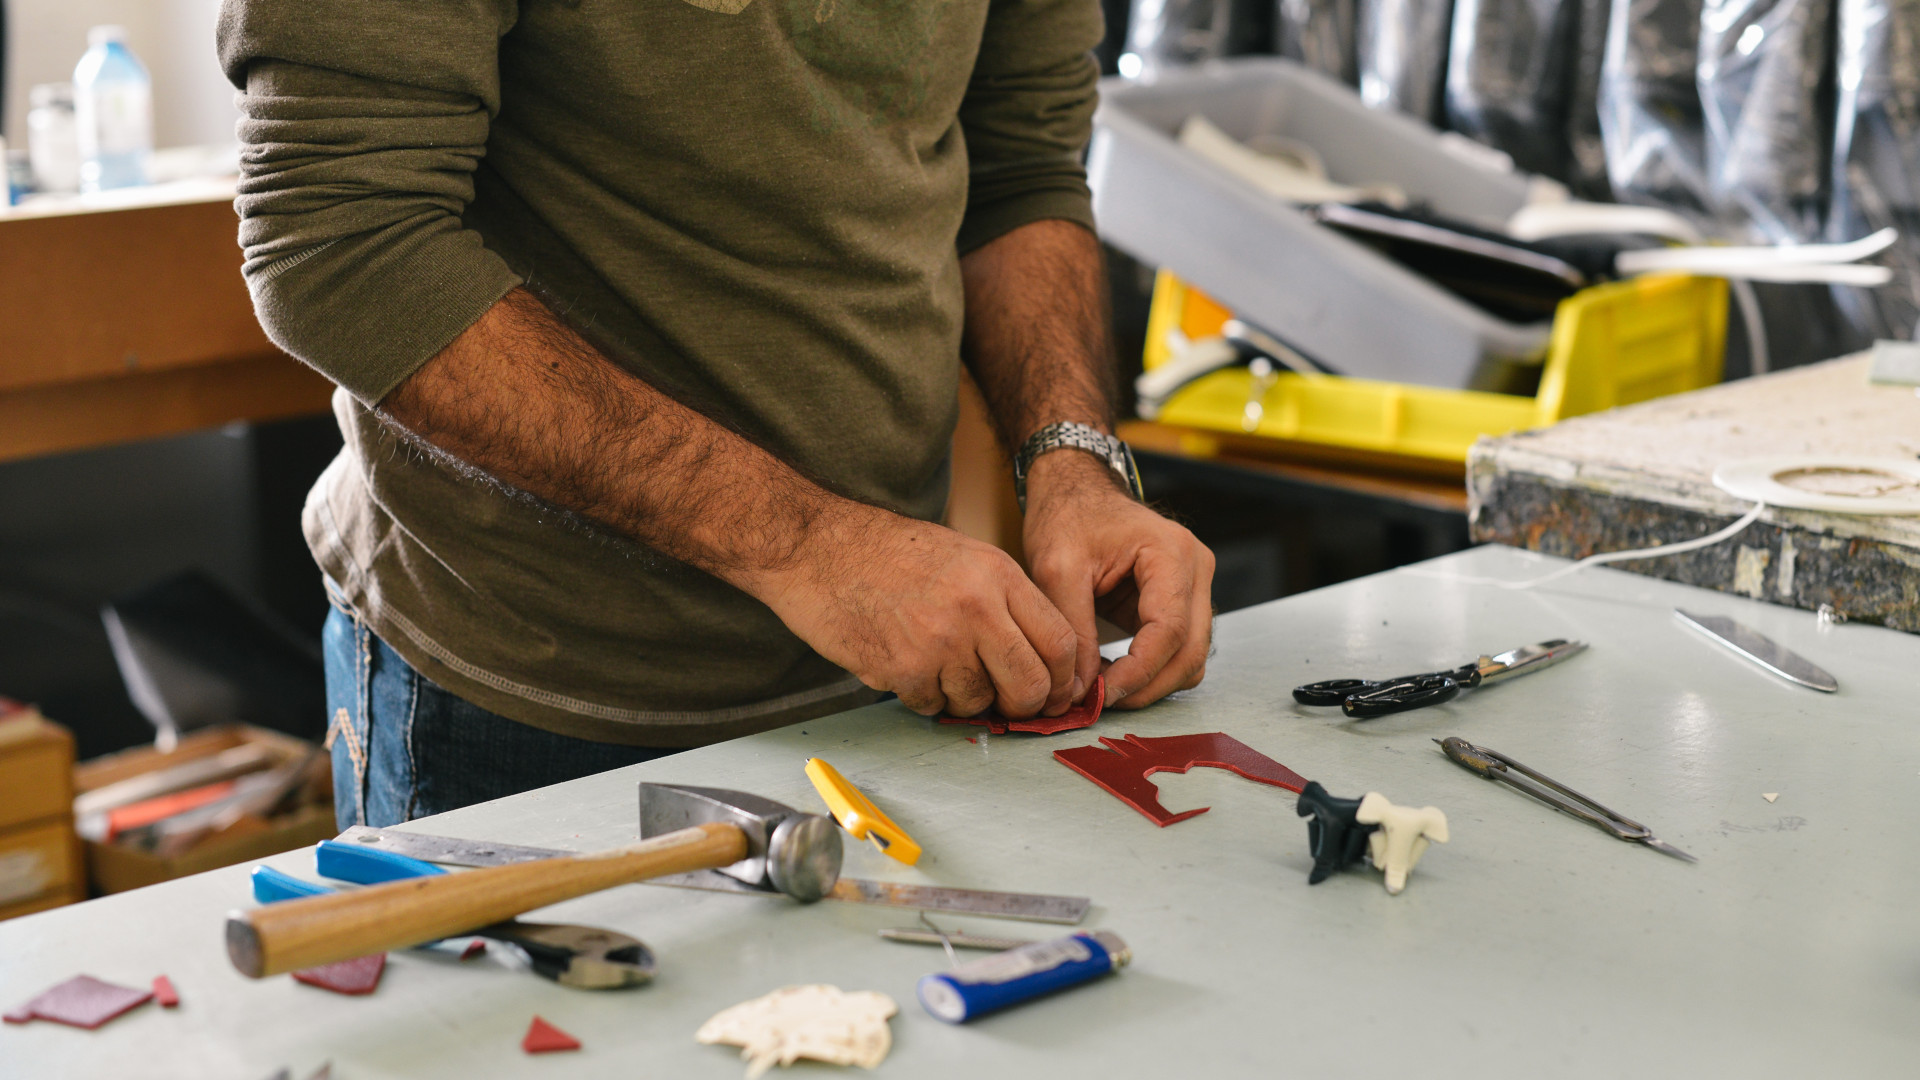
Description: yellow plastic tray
1142,270,1728,463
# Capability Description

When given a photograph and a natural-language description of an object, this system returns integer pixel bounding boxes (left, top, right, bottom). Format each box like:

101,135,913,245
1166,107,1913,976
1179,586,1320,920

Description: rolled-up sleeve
954,0,1105,254
217,0,524,405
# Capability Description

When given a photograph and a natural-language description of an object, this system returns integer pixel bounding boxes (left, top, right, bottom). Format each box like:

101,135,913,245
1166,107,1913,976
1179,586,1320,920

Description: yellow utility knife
805,758,922,866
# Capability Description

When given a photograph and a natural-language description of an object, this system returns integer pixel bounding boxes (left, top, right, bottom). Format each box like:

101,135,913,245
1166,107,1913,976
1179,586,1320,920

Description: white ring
1713,456,1920,515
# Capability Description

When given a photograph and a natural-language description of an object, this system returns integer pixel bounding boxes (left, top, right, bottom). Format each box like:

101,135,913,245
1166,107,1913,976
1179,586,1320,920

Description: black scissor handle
1342,674,1461,718
1292,678,1374,706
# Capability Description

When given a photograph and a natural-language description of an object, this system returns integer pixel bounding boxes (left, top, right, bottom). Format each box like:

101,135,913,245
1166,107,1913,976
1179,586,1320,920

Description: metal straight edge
334,826,1091,925
1673,609,1839,692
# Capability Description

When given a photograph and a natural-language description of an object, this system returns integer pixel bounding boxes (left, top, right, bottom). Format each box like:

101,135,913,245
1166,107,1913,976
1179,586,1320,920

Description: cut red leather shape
459,940,487,961
4,975,153,1029
522,1015,582,1054
152,975,180,1008
1053,732,1308,826
292,954,386,995
939,675,1105,735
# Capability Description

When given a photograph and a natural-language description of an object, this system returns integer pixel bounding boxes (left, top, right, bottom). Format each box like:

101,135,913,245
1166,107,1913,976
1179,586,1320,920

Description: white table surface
4,545,1916,1079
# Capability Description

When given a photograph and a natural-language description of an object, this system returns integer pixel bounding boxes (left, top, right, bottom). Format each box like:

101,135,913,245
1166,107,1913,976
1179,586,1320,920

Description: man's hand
1021,450,1214,709
957,218,1216,710
757,505,1079,719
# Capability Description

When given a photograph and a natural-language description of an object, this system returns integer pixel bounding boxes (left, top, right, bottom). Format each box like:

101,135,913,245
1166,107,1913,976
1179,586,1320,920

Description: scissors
1437,736,1696,862
1293,639,1587,718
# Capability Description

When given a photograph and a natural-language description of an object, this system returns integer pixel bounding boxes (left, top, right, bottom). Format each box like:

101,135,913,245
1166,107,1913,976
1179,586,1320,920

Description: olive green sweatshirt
217,0,1102,744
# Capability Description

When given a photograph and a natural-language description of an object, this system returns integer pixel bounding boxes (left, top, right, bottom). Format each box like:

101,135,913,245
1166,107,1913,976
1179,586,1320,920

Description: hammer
225,784,842,978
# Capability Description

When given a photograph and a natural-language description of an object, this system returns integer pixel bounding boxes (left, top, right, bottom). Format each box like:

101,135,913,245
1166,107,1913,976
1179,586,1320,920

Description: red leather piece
1053,732,1308,827
522,1015,582,1054
152,975,180,1008
4,975,153,1029
938,675,1105,736
459,940,488,961
292,954,386,995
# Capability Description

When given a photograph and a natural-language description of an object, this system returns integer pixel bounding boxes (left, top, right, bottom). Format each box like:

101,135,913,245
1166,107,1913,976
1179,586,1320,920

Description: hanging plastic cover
1124,0,1274,78
1566,0,1615,199
1828,0,1920,339
1697,0,1835,242
1443,0,1582,179
1598,0,1713,215
1277,0,1360,83
1357,0,1456,123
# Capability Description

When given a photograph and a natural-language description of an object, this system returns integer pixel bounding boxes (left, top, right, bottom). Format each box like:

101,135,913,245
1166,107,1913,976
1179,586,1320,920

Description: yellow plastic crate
1142,269,1728,463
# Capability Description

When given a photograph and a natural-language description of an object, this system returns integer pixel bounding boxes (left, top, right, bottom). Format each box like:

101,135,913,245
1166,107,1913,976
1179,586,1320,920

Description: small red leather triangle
522,1015,581,1054
292,954,386,995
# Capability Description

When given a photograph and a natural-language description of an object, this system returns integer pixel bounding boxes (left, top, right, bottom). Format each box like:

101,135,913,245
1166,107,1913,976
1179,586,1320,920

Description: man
217,0,1214,829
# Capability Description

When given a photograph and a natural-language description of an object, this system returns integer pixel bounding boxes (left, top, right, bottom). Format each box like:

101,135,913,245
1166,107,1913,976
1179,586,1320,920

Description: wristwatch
1011,422,1147,511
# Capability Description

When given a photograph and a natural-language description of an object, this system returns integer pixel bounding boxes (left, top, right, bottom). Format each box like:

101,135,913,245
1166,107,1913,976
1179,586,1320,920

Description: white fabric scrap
696,985,897,1079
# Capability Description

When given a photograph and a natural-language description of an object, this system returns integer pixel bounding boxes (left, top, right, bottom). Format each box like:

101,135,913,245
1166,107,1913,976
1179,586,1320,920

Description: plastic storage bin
1089,58,1556,391
1143,270,1728,463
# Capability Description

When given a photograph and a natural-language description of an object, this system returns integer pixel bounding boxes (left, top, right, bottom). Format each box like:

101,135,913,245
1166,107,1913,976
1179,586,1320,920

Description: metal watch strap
1012,422,1146,511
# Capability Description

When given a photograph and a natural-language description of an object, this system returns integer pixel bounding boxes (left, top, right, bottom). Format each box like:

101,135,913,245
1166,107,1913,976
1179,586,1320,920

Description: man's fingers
977,604,1061,719
1113,550,1215,708
893,674,948,717
1098,547,1197,707
939,661,997,719
1016,567,1091,714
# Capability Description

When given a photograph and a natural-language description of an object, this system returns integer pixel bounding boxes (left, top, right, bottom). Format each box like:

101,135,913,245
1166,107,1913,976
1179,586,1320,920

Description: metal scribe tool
1674,609,1838,692
336,825,1092,925
1437,737,1696,862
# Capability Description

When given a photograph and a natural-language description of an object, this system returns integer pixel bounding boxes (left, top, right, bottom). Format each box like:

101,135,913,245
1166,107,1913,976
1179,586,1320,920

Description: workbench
3,544,1914,1078
1471,353,1920,632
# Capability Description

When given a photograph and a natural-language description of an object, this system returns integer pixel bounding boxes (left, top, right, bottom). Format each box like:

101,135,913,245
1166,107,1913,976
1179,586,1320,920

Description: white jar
27,83,83,194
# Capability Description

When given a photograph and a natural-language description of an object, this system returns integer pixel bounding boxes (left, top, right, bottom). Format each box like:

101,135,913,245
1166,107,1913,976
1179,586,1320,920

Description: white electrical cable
1406,501,1768,590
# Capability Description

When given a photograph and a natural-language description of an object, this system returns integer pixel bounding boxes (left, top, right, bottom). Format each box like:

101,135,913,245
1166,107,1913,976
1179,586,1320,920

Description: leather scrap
152,975,180,1008
291,954,386,996
522,1015,582,1054
3,974,153,1029
939,675,1105,735
1054,732,1308,827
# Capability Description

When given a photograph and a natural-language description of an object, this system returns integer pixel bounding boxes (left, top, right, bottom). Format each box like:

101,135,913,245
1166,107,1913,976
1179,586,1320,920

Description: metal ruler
336,826,1091,925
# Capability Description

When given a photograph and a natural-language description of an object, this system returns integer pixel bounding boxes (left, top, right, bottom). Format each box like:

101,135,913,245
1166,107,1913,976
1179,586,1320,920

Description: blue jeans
323,605,677,828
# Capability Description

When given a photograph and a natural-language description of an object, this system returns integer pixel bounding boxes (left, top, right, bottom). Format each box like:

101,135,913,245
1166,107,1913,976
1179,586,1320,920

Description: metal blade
1476,639,1588,684
334,826,1090,924
1642,837,1698,863
1674,610,1838,692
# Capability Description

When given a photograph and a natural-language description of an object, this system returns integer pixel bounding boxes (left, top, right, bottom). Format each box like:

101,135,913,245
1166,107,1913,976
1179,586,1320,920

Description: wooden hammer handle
227,822,747,977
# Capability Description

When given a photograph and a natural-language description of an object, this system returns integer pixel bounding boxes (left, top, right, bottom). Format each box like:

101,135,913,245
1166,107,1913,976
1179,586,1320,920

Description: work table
3,545,1915,1077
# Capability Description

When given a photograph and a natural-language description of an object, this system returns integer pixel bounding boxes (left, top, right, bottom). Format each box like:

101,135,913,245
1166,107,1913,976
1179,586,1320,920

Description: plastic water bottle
73,26,153,192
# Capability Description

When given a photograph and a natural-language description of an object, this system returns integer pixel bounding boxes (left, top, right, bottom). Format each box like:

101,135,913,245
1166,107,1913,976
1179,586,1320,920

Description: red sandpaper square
522,1015,581,1054
291,954,386,995
5,975,153,1029
152,975,180,1008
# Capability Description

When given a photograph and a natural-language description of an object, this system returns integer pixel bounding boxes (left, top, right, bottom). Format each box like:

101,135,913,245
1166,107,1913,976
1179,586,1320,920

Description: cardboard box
0,817,82,910
0,702,76,833
74,724,336,895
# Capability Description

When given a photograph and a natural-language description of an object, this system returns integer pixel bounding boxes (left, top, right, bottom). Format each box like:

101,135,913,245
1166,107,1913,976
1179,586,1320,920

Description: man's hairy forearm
959,219,1118,451
381,287,840,590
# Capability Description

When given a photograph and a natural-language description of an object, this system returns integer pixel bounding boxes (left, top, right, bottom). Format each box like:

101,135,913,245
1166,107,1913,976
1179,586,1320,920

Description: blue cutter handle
315,839,448,885
251,865,334,904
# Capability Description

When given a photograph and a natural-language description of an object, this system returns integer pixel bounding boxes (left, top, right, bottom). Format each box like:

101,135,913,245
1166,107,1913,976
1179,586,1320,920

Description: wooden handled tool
227,783,844,978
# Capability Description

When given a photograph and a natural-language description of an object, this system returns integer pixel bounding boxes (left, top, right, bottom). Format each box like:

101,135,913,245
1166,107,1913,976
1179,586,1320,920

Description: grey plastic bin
1088,58,1554,390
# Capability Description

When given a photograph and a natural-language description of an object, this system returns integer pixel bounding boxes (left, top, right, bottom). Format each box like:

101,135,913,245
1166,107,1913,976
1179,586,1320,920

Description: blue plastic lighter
916,930,1130,1023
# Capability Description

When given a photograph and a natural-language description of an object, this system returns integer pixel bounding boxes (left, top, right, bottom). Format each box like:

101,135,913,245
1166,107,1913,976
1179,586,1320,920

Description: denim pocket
322,604,369,828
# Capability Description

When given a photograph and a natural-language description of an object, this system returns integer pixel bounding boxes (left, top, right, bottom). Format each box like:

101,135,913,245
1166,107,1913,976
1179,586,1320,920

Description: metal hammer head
640,783,842,902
